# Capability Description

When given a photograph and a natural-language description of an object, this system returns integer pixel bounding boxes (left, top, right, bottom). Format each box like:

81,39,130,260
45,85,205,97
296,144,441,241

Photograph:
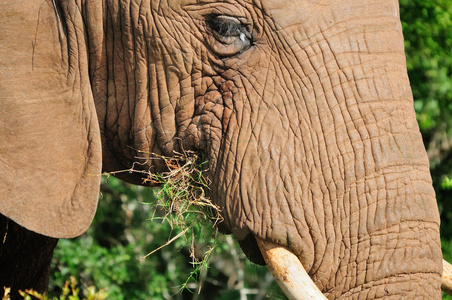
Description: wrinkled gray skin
0,0,443,298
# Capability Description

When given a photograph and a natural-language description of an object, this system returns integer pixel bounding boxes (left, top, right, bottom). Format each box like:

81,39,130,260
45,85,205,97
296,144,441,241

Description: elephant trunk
205,1,443,298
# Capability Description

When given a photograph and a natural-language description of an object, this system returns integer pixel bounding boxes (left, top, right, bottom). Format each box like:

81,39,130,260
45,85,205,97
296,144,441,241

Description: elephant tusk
255,237,327,299
442,259,452,295
256,239,452,298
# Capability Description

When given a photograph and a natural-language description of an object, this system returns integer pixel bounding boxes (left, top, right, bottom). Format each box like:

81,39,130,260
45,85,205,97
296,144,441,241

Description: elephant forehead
261,0,327,26
261,0,399,29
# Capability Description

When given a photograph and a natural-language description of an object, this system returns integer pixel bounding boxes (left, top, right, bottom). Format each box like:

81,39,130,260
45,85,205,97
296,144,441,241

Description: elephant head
0,0,444,298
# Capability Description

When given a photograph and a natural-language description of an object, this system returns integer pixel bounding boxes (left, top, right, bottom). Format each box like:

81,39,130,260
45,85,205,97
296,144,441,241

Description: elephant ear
0,1,102,238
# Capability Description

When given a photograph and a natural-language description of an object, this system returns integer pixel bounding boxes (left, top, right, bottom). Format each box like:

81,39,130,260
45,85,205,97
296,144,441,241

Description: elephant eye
205,15,254,57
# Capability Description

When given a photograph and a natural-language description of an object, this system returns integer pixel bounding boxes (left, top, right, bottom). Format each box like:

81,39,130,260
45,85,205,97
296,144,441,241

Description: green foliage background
50,0,452,298
399,0,452,298
50,177,284,299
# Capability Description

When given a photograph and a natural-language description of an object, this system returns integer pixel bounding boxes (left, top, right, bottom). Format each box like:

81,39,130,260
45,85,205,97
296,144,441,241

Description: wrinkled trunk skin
87,0,442,298
216,2,442,298
229,3,442,298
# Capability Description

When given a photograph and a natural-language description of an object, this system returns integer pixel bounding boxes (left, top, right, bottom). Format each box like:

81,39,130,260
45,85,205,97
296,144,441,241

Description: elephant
0,0,448,298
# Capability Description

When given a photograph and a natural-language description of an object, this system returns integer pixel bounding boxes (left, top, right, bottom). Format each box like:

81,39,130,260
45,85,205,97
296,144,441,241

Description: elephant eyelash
206,15,252,41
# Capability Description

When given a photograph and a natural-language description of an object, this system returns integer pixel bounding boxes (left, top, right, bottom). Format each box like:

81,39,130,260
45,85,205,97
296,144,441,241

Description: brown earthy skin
0,0,443,298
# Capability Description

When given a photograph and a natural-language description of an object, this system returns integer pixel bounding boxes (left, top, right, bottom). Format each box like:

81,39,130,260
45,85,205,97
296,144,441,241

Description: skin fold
0,0,443,298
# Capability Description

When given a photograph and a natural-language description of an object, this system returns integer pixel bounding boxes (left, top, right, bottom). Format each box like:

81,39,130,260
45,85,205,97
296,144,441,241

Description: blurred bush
400,0,452,237
50,176,284,299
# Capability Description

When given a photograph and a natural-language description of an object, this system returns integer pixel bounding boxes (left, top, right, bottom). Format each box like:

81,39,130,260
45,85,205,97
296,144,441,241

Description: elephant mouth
235,233,327,298
234,233,326,298
255,237,328,299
